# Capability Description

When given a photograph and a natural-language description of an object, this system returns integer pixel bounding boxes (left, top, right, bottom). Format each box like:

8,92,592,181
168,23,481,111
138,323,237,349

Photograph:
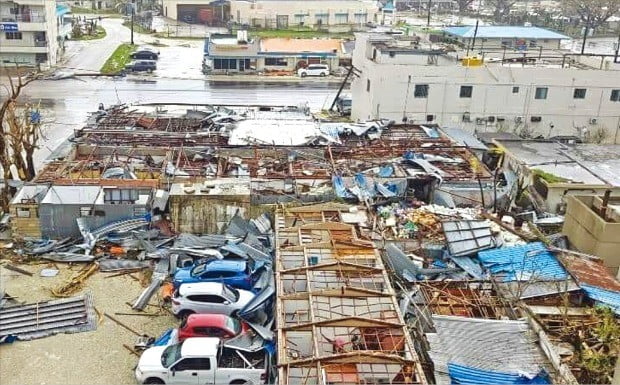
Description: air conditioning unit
475,117,486,125
589,118,598,125
462,112,471,122
514,116,523,123
487,116,496,123
531,116,542,122
426,114,434,122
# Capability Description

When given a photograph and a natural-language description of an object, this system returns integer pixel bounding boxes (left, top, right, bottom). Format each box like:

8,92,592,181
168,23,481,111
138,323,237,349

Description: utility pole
614,29,620,63
130,0,136,45
426,0,432,27
580,16,590,54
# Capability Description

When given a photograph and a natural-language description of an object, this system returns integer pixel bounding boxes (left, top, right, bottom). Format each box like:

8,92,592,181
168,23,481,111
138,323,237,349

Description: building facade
0,0,59,68
443,26,570,50
230,0,379,30
351,33,620,141
203,33,344,73
161,0,229,25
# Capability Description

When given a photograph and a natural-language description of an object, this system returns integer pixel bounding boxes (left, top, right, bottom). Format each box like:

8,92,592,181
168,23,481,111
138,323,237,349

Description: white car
171,282,254,318
135,337,267,385
297,64,329,77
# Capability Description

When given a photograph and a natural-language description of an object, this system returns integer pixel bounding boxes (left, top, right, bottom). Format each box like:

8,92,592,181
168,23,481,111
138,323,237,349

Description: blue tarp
153,328,174,346
580,284,620,315
477,242,567,282
448,363,551,384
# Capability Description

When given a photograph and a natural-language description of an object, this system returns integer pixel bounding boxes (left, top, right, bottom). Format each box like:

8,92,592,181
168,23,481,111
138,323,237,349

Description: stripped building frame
275,204,427,384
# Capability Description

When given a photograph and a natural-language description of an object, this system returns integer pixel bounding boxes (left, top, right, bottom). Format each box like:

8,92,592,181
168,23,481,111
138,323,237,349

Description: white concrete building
230,0,380,30
0,0,59,68
351,33,620,142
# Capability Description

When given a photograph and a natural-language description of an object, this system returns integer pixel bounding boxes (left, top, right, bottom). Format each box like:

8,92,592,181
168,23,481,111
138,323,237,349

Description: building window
354,13,367,24
459,85,473,98
534,87,548,100
366,79,371,92
213,58,237,70
512,86,519,93
264,57,287,66
80,207,92,217
5,32,23,40
573,88,587,99
315,13,329,25
335,13,348,24
294,14,306,25
610,89,620,102
414,84,429,98
16,208,31,218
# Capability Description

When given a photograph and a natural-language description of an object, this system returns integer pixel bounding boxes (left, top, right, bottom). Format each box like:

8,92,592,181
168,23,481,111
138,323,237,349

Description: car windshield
222,285,239,302
191,264,207,276
343,100,352,106
161,343,183,368
226,317,242,334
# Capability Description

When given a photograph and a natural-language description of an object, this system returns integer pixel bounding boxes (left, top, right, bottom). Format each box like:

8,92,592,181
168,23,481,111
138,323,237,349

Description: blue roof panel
580,284,620,315
477,242,567,282
443,26,570,40
448,363,551,385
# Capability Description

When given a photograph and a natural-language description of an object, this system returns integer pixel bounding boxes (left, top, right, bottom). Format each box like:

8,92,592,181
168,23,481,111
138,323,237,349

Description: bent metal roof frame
275,204,427,385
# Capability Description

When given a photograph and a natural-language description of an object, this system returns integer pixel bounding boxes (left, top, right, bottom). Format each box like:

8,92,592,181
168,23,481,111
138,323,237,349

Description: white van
297,64,329,77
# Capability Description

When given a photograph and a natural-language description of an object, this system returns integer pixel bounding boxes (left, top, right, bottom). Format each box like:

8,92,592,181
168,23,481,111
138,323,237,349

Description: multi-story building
230,0,380,30
0,0,59,68
350,32,620,141
161,0,379,29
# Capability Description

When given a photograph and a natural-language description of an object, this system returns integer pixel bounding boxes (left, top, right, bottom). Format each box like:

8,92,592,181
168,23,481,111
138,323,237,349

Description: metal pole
130,1,135,45
614,29,620,63
580,18,589,54
470,19,480,54
426,0,431,27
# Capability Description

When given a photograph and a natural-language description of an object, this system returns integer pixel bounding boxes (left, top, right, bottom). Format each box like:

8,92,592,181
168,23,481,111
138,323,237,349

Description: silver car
171,282,254,319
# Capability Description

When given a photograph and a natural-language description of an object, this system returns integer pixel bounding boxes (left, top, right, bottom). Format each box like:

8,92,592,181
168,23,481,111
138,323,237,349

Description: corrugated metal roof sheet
580,284,620,315
427,315,552,385
443,26,569,40
448,362,550,384
559,254,620,292
477,242,567,282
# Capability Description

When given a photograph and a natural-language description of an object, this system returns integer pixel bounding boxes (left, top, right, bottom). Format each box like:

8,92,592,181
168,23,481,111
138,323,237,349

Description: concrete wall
39,202,150,239
230,0,379,29
351,35,620,141
169,194,250,234
562,195,620,275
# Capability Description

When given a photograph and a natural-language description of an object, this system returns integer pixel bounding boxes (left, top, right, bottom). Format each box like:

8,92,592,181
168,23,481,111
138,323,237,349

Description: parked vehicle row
125,46,160,73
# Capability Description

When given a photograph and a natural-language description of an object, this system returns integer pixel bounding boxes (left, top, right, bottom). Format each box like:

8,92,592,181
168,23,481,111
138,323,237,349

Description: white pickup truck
135,337,268,385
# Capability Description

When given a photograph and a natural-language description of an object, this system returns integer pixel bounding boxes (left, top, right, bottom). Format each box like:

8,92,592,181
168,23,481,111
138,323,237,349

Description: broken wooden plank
123,343,140,357
114,312,159,317
104,312,142,336
3,264,33,276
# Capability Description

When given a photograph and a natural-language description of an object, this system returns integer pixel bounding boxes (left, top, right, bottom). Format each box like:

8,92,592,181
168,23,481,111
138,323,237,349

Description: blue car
173,260,261,291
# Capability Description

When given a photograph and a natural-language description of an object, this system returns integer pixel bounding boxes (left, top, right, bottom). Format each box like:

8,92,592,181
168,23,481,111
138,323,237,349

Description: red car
177,314,249,342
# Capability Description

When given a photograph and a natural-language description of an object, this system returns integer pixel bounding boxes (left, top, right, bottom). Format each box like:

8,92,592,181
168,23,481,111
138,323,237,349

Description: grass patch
100,43,136,74
532,169,569,184
248,28,353,39
71,6,119,15
122,21,153,34
72,25,106,41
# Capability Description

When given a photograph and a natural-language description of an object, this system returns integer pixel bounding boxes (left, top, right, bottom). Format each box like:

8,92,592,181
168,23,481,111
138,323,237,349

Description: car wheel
320,72,326,77
177,310,194,320
144,378,165,384
229,381,251,385
300,72,307,78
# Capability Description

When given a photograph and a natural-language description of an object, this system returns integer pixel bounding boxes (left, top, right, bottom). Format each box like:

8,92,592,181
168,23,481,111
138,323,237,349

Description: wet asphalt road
19,77,340,167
